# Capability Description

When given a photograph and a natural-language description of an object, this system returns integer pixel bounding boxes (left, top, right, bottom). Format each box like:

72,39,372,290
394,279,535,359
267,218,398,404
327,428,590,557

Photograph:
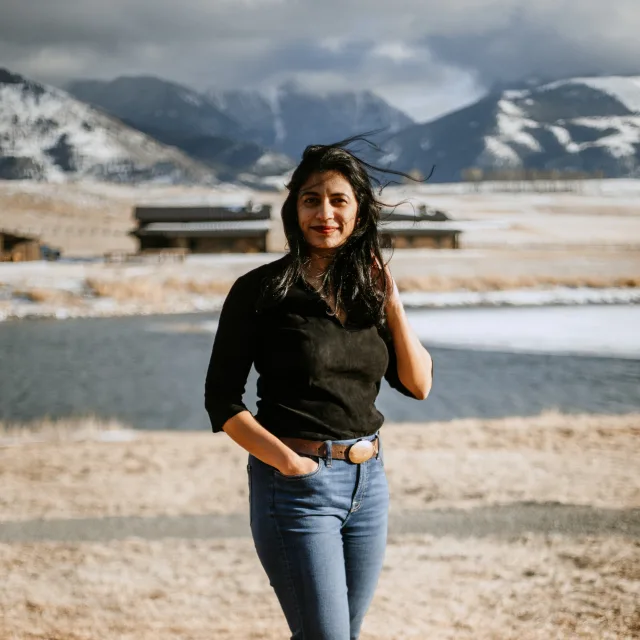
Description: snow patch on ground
146,299,640,360
400,287,640,309
96,429,138,443
407,304,640,358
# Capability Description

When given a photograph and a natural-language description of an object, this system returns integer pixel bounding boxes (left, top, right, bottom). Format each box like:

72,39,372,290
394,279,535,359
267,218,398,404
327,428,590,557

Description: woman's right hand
279,455,319,476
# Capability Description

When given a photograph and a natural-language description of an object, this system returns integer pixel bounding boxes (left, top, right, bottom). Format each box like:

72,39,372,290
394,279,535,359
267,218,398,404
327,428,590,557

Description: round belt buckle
348,440,374,464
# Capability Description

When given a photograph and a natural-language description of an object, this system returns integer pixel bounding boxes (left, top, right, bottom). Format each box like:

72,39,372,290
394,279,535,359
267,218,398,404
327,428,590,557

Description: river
1,305,638,429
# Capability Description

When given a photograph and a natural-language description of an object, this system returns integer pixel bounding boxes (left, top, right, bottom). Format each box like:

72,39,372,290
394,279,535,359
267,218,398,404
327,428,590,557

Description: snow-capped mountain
68,75,244,139
378,75,640,181
0,69,217,183
67,76,293,178
67,75,411,174
208,81,414,158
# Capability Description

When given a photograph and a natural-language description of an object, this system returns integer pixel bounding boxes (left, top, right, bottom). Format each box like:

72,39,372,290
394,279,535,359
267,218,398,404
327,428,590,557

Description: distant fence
460,168,605,193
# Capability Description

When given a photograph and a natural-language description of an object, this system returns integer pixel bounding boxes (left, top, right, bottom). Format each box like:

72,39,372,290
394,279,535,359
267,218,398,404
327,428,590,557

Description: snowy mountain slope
0,69,217,183
379,75,640,182
68,76,244,140
67,77,293,177
68,74,411,173
208,81,414,158
544,76,640,114
207,89,276,144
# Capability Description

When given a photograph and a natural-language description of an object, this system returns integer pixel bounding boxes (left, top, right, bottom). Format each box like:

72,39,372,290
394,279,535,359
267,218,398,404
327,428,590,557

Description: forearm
386,300,433,400
221,410,301,474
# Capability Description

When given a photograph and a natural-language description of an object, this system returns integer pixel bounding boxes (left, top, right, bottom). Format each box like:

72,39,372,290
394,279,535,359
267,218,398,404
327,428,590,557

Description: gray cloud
1,0,638,120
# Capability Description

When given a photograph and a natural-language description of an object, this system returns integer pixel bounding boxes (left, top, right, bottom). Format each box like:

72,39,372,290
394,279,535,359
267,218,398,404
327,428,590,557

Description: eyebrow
299,189,350,198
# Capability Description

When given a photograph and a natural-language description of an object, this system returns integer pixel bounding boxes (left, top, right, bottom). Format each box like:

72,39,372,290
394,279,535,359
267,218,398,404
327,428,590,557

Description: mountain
0,69,217,183
207,89,276,146
378,75,640,182
68,75,244,139
67,76,293,179
67,75,411,175
208,81,414,159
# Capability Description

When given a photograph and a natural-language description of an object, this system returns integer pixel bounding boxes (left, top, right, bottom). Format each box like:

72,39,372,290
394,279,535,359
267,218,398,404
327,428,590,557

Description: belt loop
324,440,333,468
375,432,382,460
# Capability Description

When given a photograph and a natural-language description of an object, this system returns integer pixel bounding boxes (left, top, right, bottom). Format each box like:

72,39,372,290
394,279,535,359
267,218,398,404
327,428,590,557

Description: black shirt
204,255,421,441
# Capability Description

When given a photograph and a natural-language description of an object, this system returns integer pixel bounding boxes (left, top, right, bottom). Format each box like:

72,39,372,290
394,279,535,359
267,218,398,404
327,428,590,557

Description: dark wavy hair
261,134,422,328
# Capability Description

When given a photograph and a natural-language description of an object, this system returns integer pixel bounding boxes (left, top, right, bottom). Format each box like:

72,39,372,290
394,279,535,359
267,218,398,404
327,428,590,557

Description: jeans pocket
274,455,323,481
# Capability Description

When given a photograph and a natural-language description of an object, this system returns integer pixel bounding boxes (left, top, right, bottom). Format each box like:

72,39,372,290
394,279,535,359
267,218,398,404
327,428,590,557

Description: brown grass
80,273,640,304
394,274,640,292
12,288,76,304
2,412,638,522
1,412,639,638
163,277,234,295
85,277,234,301
1,535,638,639
85,278,169,303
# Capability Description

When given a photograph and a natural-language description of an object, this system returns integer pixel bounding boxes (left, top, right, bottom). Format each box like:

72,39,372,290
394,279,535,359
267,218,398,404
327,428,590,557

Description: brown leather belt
280,436,379,464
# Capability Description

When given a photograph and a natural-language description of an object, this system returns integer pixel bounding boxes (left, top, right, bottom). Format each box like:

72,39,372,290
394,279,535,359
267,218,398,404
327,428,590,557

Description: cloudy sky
2,0,639,121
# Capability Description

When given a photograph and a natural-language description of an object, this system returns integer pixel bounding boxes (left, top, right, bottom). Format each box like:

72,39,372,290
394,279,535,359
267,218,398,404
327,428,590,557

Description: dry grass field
1,412,638,521
1,413,639,639
1,534,638,640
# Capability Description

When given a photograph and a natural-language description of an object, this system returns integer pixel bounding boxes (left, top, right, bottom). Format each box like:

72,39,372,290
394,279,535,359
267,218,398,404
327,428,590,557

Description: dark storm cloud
1,0,638,119
425,3,640,87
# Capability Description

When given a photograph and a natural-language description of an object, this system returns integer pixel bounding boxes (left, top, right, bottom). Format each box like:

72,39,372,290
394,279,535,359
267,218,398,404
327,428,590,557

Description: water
0,307,638,429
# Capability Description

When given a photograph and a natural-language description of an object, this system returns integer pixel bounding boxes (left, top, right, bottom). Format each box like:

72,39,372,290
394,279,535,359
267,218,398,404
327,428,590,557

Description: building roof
134,204,271,223
133,220,271,238
0,229,39,242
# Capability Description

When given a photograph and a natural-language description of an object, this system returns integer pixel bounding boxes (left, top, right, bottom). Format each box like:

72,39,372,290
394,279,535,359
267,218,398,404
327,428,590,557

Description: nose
316,197,335,221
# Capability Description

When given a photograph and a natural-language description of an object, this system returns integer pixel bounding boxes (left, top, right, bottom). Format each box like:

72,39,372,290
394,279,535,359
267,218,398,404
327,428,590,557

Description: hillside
0,69,217,184
378,75,640,181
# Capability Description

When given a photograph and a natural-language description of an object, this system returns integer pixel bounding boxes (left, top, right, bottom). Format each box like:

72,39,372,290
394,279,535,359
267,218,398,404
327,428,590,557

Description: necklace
301,264,347,323
309,282,344,321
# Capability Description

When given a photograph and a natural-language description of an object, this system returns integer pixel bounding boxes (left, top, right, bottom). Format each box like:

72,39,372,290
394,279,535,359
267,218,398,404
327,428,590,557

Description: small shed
379,204,462,249
0,230,42,261
130,203,272,254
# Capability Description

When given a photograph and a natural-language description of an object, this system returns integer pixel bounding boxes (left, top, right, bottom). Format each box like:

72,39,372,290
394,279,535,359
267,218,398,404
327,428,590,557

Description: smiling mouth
311,226,338,234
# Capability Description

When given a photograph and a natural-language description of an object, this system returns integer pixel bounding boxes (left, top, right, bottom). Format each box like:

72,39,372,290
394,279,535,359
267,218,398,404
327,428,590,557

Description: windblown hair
260,135,422,328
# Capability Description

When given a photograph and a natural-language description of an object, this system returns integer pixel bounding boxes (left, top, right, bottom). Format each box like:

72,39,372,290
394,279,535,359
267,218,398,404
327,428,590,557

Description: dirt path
1,503,639,543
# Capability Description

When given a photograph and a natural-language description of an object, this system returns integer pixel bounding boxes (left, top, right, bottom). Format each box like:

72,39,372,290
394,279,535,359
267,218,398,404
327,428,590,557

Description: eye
302,196,319,205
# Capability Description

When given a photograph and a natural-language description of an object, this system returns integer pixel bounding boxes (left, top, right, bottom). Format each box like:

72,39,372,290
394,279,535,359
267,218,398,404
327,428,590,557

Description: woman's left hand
382,265,402,314
373,258,402,313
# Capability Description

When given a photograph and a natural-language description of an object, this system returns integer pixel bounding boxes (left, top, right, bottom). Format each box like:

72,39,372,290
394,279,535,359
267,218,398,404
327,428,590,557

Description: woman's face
297,171,359,253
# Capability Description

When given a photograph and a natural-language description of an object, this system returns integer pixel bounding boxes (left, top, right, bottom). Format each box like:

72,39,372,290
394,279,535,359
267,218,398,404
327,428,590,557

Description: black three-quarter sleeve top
204,255,422,441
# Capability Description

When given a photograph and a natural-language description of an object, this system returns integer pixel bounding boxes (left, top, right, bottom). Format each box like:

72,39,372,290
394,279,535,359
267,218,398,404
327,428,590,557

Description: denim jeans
248,433,389,640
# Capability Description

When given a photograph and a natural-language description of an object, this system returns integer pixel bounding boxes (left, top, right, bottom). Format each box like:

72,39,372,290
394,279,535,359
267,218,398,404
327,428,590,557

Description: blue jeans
248,433,389,640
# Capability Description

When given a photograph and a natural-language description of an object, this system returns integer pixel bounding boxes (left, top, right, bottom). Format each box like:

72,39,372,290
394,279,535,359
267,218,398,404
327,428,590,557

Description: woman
204,138,433,640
